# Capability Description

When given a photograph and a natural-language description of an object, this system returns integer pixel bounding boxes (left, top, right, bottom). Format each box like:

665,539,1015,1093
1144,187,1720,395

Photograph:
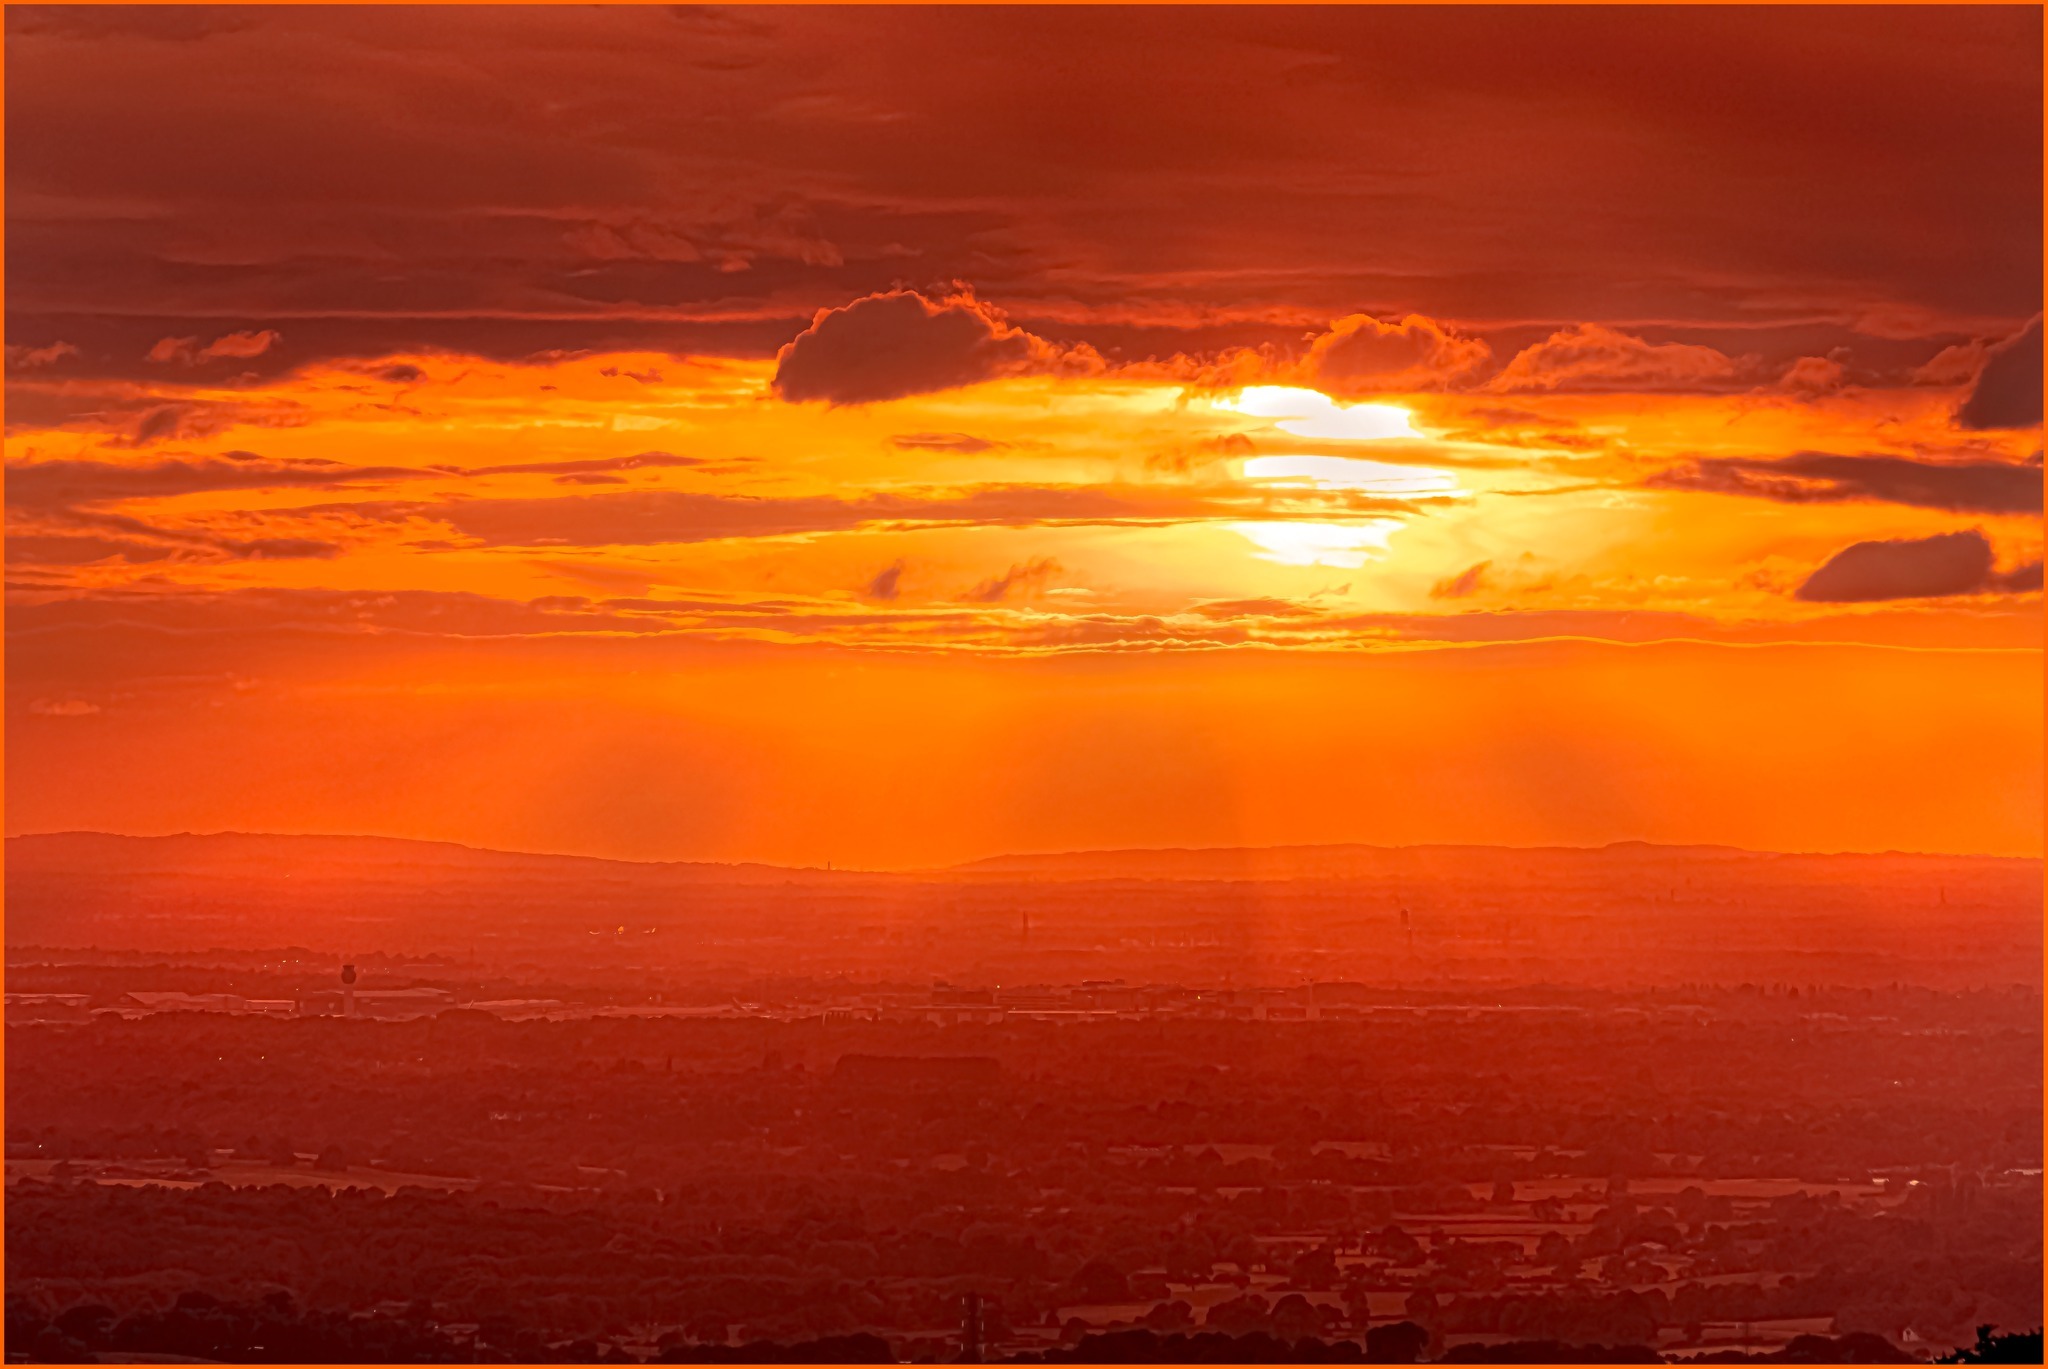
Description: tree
1269,1293,1327,1341
1365,1320,1429,1364
1140,1301,1193,1333
1203,1294,1270,1336
1289,1245,1340,1290
1067,1258,1130,1305
1941,1325,2046,1365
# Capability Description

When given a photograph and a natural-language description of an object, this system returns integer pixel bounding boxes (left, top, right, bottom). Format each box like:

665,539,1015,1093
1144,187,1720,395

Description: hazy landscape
7,835,2040,1362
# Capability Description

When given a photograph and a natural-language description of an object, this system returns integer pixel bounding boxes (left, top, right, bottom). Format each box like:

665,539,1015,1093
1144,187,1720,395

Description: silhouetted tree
1363,1320,1428,1363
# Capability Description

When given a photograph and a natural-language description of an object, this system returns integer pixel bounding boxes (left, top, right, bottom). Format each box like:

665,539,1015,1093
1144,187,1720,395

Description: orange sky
5,6,2042,863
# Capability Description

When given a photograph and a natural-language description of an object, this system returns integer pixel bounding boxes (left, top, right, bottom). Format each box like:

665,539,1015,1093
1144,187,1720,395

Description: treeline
18,1294,2039,1364
6,1176,2039,1356
9,1005,2041,1184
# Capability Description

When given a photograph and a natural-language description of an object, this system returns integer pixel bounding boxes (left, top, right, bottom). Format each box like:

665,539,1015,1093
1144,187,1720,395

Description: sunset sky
5,5,2042,865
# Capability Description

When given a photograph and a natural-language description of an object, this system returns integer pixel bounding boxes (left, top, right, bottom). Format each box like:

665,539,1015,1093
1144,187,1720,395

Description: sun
1215,385,1423,440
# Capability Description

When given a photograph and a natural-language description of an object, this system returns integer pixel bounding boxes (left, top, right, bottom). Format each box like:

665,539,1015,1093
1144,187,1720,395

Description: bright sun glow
1217,386,1423,440
1232,518,1405,568
1242,454,1459,495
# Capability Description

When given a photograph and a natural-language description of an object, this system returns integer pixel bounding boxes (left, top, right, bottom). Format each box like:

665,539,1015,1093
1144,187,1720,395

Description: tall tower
340,962,358,1019
958,1292,984,1364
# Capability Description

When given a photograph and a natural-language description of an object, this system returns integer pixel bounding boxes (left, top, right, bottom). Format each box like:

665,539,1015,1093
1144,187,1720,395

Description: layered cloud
12,582,2039,661
1649,453,2043,515
351,484,1423,550
7,7,2037,383
4,450,703,510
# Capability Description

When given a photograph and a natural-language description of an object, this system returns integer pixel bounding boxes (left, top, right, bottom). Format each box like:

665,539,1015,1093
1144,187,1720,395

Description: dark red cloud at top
2,6,2038,379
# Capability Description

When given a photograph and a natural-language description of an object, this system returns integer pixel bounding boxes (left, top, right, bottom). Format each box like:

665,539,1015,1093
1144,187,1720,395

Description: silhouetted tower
340,962,358,1019
958,1292,985,1363
1020,910,1030,945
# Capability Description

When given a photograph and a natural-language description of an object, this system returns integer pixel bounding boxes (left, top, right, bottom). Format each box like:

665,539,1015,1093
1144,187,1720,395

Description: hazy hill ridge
10,829,2034,883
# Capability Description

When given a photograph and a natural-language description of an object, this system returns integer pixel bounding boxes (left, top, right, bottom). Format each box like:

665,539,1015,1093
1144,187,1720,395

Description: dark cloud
4,341,81,371
1957,317,2044,430
146,328,281,366
7,506,343,566
1793,529,2036,603
9,583,2037,666
2001,560,2045,593
1147,432,1256,475
464,451,700,479
2,586,671,644
889,432,1006,453
1774,354,1850,397
224,536,343,560
5,5,260,41
864,559,907,602
1188,597,1321,619
4,450,701,510
5,454,414,509
1649,453,2043,515
1430,561,1491,600
964,556,1060,604
773,290,1084,405
108,398,311,447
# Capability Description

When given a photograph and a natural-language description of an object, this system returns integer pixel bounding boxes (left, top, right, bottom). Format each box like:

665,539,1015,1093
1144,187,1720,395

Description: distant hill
7,829,2032,886
1,831,894,954
942,838,2032,882
2,830,862,885
4,830,2037,986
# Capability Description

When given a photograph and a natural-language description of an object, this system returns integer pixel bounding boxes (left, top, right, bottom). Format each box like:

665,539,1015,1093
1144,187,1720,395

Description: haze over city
3,5,2041,1365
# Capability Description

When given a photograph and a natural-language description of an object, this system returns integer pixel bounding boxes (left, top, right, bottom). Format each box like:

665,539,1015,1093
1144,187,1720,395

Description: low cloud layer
377,484,1418,549
4,450,701,511
1650,453,2043,515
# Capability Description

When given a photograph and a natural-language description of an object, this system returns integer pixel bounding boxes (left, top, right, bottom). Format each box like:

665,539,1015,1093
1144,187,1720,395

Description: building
294,986,456,1020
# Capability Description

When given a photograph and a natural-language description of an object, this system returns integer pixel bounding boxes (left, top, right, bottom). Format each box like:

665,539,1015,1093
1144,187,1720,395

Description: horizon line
6,827,2039,874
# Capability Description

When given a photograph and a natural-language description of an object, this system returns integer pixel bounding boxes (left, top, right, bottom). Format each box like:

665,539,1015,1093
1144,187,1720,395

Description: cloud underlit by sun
1232,518,1407,569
